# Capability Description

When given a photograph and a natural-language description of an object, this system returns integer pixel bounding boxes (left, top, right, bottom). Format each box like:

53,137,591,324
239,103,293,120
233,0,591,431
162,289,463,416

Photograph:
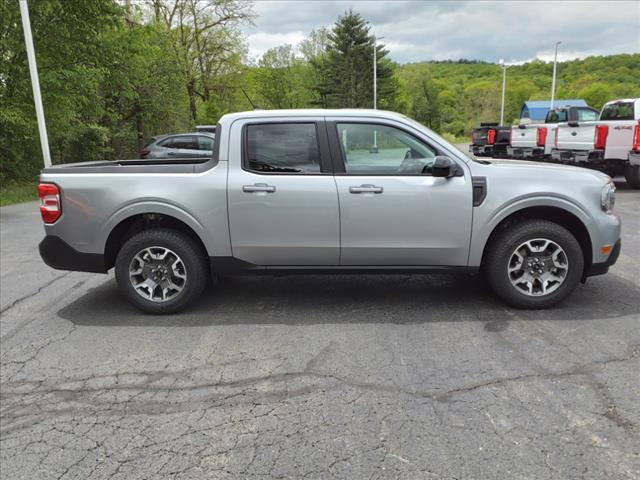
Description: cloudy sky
243,1,640,64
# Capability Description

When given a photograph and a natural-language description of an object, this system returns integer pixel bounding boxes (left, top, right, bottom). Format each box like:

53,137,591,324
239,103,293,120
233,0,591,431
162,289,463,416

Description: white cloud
243,0,640,63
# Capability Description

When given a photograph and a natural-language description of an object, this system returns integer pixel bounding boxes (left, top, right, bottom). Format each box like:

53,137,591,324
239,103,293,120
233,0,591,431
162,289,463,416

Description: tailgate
604,122,635,160
472,128,489,145
511,126,537,148
556,123,596,151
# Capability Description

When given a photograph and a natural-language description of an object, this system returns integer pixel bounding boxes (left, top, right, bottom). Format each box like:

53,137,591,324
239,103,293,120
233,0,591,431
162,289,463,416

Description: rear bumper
551,149,574,162
39,235,107,273
470,144,493,157
574,149,604,164
629,151,640,166
585,239,621,278
508,146,544,160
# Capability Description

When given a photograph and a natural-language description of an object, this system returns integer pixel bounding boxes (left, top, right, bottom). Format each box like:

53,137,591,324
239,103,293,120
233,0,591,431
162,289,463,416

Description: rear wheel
115,229,208,314
485,220,584,309
624,165,640,189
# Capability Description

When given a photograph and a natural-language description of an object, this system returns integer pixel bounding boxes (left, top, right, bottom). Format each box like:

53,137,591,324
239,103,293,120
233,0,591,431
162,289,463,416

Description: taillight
38,183,61,224
536,127,547,147
140,149,150,158
594,125,609,150
554,128,559,147
633,121,640,151
487,129,496,144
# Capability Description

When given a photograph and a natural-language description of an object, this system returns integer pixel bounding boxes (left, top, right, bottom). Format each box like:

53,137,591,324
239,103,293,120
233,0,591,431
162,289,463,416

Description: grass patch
0,182,38,206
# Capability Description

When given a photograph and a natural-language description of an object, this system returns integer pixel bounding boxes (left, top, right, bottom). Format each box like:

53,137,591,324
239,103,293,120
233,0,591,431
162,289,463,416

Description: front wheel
115,229,209,314
485,220,584,309
624,165,640,189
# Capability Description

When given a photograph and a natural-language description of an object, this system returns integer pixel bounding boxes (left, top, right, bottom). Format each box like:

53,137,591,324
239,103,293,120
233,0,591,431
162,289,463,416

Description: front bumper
39,235,107,273
585,239,621,278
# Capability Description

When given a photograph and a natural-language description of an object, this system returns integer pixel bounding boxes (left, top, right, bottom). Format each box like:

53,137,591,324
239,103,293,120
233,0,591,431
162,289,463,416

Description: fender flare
468,194,596,266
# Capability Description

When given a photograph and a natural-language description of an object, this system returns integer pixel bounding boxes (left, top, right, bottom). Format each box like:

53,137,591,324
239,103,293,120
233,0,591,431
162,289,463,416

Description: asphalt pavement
1,183,639,479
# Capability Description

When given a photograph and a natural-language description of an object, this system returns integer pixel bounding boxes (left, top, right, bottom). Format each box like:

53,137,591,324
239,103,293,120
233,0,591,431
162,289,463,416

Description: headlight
601,181,616,213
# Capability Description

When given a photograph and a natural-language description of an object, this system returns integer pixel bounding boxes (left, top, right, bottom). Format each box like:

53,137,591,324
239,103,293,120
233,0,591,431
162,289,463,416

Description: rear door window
171,135,198,150
245,123,322,174
197,136,214,151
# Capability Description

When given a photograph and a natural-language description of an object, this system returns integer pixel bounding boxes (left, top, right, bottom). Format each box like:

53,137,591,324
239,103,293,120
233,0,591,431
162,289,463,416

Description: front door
227,120,340,265
329,121,473,266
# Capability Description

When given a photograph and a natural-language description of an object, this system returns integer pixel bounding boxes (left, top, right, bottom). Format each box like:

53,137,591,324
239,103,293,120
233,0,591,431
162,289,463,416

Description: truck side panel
39,162,232,260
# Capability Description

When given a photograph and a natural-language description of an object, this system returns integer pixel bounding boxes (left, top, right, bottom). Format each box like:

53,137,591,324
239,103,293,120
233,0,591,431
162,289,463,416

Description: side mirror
431,156,457,178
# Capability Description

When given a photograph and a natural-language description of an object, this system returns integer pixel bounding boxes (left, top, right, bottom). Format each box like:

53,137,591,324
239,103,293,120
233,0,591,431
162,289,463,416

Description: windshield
600,102,635,121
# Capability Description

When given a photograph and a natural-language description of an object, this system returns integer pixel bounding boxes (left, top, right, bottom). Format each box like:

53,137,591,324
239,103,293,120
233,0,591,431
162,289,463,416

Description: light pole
499,59,509,126
19,0,51,167
373,36,384,110
550,41,561,109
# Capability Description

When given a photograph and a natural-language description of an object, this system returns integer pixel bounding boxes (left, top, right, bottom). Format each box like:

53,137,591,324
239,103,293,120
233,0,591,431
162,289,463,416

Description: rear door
328,118,472,266
227,118,340,265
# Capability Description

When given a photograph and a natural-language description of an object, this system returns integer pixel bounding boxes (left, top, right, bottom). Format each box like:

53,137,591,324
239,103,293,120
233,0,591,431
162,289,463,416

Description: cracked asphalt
1,184,639,479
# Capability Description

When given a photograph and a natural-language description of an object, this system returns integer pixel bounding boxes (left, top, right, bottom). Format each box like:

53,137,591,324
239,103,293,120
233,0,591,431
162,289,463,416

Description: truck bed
41,157,215,174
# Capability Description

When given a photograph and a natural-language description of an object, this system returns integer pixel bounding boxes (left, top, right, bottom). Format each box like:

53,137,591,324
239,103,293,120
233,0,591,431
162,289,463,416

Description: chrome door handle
349,184,383,194
243,183,276,193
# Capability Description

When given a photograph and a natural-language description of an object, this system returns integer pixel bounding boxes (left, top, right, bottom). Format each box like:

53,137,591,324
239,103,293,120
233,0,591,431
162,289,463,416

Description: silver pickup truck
38,109,621,314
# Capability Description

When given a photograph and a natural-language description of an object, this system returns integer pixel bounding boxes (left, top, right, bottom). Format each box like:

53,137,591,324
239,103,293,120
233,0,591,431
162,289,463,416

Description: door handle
349,184,383,194
167,151,176,155
571,132,577,136
243,183,276,193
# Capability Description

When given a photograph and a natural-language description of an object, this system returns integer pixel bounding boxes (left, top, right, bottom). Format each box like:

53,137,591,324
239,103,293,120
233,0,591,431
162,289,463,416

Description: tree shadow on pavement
58,272,640,327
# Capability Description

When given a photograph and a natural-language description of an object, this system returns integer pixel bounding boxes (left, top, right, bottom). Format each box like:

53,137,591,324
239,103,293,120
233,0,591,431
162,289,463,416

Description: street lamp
373,36,384,110
550,41,561,109
499,59,509,126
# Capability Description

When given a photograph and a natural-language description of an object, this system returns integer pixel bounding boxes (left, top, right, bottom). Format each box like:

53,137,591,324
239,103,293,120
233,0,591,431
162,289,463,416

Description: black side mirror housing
431,156,459,178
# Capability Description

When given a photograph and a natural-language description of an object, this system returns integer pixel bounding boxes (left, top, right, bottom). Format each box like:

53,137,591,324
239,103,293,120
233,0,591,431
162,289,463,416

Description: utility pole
499,59,508,126
19,0,51,168
550,41,561,109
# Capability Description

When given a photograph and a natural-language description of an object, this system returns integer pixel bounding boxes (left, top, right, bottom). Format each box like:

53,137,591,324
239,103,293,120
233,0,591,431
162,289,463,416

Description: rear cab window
600,102,635,121
546,110,567,123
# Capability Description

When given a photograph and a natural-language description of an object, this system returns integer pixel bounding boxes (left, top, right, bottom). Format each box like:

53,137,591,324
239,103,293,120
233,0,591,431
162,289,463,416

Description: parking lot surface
1,184,639,479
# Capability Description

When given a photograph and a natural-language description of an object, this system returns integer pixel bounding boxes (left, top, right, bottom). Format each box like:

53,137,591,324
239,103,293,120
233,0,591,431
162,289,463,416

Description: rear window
577,109,598,121
546,110,567,123
600,102,635,121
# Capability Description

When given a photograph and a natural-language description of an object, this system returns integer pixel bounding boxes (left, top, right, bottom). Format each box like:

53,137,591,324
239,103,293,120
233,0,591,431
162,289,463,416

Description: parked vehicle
469,123,511,157
140,132,215,159
38,109,621,314
508,106,599,160
628,122,640,187
552,98,640,188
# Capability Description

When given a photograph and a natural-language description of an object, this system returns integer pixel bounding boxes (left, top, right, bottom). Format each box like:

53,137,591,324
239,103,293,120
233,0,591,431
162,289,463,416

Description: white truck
508,106,599,160
552,98,640,188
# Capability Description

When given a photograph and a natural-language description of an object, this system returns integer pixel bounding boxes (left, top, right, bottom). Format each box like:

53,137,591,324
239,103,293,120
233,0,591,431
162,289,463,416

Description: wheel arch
103,210,209,271
479,205,593,275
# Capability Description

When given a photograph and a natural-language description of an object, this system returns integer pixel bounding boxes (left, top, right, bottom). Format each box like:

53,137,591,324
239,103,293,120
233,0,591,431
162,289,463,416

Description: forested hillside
1,0,639,183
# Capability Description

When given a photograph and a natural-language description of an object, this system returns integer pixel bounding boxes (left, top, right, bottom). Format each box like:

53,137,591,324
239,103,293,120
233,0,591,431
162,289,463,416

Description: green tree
311,10,396,108
578,83,613,110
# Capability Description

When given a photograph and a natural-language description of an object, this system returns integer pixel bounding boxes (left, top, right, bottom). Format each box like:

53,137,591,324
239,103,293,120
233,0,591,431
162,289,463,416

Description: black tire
485,220,584,309
624,165,640,189
115,229,209,314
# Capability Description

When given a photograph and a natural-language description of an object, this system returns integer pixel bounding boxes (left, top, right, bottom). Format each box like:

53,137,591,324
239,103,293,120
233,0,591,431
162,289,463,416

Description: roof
220,108,407,123
522,99,587,109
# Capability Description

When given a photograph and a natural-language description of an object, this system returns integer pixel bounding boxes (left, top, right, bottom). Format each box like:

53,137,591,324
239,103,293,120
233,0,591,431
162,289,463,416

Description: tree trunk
135,103,145,152
187,80,197,122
